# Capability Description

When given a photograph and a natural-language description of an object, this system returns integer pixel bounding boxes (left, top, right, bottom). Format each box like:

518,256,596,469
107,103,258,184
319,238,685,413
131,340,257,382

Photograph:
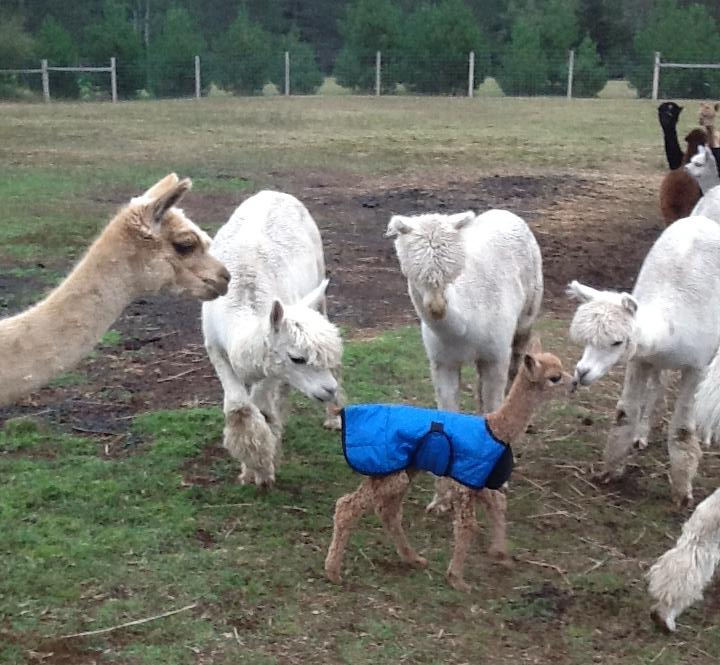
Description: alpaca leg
478,356,512,414
447,485,478,592
634,365,664,451
250,378,284,467
601,360,651,480
477,488,510,565
206,345,278,486
325,477,376,584
649,487,720,631
224,405,278,487
426,360,461,514
373,473,427,569
508,328,532,384
668,369,703,507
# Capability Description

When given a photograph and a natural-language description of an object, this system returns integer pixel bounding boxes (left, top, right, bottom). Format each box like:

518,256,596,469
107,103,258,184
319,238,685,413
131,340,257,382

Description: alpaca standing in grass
0,174,230,407
648,487,720,632
202,191,343,488
324,347,569,591
568,216,720,505
386,209,543,512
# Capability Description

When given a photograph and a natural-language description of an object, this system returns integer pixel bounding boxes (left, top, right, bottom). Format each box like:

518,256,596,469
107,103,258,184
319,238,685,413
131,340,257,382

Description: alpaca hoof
489,549,512,568
407,554,428,569
650,605,677,633
672,489,694,509
447,572,471,593
633,438,648,450
325,567,342,585
323,415,342,431
239,465,275,488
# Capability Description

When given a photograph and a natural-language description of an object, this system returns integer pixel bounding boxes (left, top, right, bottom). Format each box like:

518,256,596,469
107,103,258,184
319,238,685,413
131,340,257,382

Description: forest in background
2,0,720,99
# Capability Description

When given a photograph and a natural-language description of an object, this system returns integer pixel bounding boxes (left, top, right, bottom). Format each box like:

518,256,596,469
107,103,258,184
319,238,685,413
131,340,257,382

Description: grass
1,95,718,663
2,324,720,664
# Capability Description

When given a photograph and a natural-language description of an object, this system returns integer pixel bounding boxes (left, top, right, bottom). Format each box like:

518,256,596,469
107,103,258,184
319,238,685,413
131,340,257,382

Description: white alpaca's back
692,184,720,222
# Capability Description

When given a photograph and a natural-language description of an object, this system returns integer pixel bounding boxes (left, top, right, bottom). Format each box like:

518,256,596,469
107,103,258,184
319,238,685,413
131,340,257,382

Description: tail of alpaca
648,488,720,632
694,349,720,440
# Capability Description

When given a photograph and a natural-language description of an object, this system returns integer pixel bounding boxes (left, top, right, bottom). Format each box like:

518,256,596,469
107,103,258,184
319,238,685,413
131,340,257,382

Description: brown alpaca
660,128,712,225
0,174,230,407
324,348,570,592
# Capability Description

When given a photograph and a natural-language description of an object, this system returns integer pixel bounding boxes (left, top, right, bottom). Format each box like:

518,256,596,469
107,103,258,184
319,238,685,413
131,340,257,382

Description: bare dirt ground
0,168,661,435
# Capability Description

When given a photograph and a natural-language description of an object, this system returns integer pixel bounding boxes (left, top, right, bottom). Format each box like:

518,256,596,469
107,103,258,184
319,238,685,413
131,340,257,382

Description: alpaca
568,216,720,505
684,144,720,194
202,190,343,488
699,101,720,147
386,209,543,513
324,347,570,591
691,183,720,222
648,487,720,632
659,129,710,225
0,174,230,407
657,101,684,170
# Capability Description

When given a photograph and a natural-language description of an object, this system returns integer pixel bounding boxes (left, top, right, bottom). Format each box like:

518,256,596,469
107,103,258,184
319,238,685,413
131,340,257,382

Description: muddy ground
0,169,662,435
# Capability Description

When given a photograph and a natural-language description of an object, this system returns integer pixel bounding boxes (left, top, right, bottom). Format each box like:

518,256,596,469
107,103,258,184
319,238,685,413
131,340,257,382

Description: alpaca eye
173,241,195,256
289,355,307,365
549,375,562,384
611,340,623,347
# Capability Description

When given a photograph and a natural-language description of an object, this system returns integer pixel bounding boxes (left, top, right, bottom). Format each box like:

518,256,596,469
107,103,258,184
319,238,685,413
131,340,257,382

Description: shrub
572,35,608,97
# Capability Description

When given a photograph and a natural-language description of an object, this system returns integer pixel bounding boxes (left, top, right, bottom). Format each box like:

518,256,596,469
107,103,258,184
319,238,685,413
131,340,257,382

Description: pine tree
270,29,323,95
572,34,608,97
36,16,78,98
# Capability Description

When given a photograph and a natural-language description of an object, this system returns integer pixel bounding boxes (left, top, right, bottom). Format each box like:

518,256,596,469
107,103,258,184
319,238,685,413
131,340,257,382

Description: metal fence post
566,49,575,99
284,51,290,96
194,55,201,99
468,51,475,98
41,59,50,102
652,51,660,101
110,57,117,102
375,51,381,96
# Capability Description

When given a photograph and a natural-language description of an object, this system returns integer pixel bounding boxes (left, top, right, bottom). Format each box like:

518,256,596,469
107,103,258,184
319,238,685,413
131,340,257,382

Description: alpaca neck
663,124,683,170
228,315,272,384
0,221,144,406
486,375,543,444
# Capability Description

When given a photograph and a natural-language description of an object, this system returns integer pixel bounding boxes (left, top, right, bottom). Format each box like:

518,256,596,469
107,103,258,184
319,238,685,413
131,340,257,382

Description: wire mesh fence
1,50,718,102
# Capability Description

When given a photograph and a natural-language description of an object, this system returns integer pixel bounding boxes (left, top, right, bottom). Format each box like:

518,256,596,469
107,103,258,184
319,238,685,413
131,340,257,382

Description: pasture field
1,96,719,665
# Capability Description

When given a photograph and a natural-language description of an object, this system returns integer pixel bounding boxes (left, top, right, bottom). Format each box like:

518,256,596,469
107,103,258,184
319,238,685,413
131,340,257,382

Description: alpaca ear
385,216,414,238
566,280,600,303
270,300,284,332
448,211,475,231
621,294,638,316
151,178,192,225
142,173,180,200
525,335,542,355
523,354,541,382
299,278,329,310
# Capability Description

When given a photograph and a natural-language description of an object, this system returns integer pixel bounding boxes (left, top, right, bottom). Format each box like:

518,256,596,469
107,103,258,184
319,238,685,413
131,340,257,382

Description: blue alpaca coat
341,404,513,490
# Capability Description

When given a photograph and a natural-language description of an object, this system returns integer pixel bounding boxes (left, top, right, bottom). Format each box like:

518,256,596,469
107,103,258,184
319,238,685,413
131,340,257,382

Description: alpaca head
685,145,720,193
684,128,708,157
567,280,638,388
699,101,719,128
386,211,474,320
658,101,682,130
266,279,342,402
123,174,231,300
518,348,571,397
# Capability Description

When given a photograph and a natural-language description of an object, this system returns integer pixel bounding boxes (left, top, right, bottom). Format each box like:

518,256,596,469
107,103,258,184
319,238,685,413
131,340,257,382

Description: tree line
1,0,720,99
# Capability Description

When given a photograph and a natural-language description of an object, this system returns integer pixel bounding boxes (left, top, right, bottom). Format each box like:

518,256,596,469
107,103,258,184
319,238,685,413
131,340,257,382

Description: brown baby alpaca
324,347,571,592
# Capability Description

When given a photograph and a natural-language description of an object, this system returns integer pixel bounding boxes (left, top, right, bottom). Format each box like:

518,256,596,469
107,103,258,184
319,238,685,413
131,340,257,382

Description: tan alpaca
0,174,230,407
699,102,720,147
324,347,570,591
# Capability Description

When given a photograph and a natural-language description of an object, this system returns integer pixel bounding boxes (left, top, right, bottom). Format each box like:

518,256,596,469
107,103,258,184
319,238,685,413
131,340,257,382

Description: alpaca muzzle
423,290,447,320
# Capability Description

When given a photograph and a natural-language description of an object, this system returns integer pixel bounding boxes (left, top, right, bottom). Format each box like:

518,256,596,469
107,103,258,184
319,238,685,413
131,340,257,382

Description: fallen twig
55,602,198,640
157,367,199,383
516,556,573,590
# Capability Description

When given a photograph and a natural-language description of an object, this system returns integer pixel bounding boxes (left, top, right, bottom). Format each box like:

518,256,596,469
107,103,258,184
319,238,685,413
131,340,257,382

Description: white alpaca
568,215,720,505
685,145,720,194
386,209,543,511
648,488,720,632
202,191,343,487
